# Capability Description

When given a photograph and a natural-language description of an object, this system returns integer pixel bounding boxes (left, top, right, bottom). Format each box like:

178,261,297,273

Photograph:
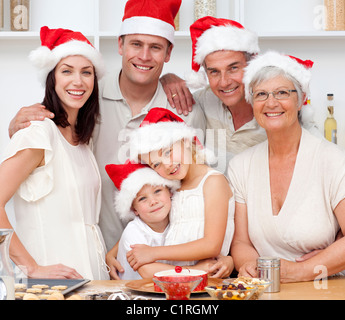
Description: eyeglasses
251,89,297,101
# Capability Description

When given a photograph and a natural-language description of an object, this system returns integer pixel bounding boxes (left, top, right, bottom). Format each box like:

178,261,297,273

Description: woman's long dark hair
42,68,100,144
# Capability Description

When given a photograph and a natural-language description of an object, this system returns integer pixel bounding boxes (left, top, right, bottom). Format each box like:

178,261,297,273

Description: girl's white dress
164,169,234,266
228,129,345,261
2,119,109,280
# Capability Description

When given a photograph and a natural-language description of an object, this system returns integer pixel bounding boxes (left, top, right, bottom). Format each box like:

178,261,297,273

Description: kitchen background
1,0,345,224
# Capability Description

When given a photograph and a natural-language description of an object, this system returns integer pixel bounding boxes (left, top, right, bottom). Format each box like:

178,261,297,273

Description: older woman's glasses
252,89,297,101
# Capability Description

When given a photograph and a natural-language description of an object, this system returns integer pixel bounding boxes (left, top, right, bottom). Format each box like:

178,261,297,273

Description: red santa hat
29,26,105,85
186,16,260,89
243,51,314,103
105,161,180,222
127,107,216,164
119,0,181,45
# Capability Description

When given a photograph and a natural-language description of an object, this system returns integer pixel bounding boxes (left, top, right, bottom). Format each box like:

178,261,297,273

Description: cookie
26,288,42,294
14,283,27,291
66,294,83,300
51,285,68,291
47,292,64,300
23,293,40,300
32,284,49,289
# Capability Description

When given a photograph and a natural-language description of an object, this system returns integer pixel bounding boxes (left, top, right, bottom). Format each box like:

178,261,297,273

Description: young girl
0,26,108,280
126,107,234,272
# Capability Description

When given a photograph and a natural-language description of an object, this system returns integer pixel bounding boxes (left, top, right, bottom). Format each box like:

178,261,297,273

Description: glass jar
0,229,15,300
194,0,216,21
10,0,30,31
324,0,345,30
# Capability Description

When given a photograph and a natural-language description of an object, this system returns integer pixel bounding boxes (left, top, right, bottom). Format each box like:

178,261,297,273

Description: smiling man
185,17,266,173
91,0,206,250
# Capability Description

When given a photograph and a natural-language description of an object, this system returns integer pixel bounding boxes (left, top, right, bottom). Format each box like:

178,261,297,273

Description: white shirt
193,86,267,174
117,216,169,280
228,129,345,261
2,119,109,280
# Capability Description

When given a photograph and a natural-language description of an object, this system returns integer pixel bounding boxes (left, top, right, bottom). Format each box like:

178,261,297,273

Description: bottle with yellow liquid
324,93,337,144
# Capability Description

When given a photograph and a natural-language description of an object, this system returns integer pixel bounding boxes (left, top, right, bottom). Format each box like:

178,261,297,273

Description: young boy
105,162,180,280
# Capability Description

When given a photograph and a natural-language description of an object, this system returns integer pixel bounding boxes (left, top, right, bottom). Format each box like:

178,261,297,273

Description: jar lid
257,256,280,267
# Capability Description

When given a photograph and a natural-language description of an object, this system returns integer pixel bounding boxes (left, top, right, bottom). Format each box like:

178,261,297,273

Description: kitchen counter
72,276,345,300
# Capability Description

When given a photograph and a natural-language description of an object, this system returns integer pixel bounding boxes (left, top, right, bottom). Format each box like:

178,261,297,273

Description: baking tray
17,278,90,295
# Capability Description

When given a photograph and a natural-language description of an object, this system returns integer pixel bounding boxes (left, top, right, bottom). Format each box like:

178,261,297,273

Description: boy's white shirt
117,216,170,280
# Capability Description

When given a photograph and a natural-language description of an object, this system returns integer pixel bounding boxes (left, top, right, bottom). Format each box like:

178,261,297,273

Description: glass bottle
324,93,337,144
0,229,15,300
194,0,216,21
10,0,30,31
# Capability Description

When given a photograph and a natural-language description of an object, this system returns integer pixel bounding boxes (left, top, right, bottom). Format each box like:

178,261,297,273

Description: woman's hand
28,264,82,279
237,260,258,278
126,244,156,271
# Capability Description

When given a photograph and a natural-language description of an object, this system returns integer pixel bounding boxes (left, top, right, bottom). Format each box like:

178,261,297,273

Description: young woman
0,26,109,280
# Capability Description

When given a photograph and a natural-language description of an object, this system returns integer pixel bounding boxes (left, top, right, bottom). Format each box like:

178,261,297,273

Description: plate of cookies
15,278,90,300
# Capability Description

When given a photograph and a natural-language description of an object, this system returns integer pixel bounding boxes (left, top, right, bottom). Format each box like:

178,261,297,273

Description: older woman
228,51,345,282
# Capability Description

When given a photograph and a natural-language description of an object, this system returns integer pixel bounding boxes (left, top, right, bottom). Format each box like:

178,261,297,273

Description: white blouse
2,119,109,280
228,129,345,261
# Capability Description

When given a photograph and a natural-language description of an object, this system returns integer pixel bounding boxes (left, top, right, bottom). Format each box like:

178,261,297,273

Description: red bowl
153,269,208,292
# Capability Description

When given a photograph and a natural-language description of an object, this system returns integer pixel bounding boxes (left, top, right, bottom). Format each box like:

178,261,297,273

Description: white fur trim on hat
119,16,175,44
115,167,180,222
194,25,259,67
185,70,208,90
29,40,105,85
243,51,312,103
128,121,197,162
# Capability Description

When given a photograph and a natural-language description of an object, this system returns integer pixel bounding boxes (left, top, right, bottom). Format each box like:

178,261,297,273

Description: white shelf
3,30,345,41
258,30,345,39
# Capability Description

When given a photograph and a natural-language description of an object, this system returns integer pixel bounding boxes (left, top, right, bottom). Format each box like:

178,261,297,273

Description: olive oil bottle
324,93,337,144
